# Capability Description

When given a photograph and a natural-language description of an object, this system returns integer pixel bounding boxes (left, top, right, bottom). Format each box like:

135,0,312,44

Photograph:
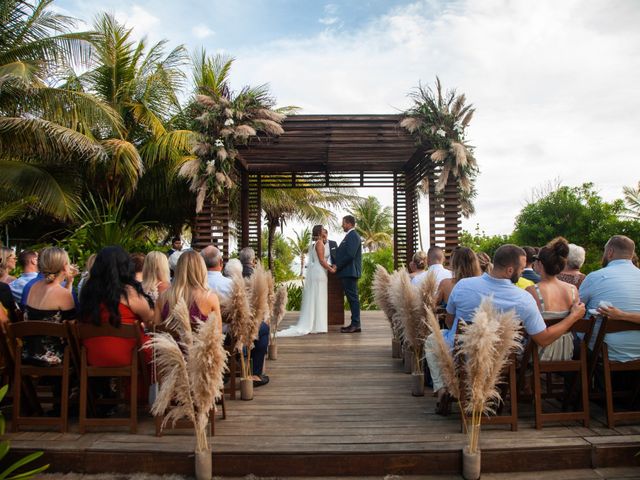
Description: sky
56,0,640,239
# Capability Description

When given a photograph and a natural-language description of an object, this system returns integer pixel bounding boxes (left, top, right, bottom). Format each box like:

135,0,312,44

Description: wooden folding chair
528,318,593,429
9,320,74,433
75,321,147,434
151,324,223,437
225,339,241,400
590,317,640,428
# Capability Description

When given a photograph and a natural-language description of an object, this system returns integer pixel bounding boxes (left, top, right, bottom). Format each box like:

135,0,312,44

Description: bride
277,225,335,337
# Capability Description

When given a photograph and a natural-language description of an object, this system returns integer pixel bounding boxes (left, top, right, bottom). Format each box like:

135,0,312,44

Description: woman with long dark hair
79,246,153,367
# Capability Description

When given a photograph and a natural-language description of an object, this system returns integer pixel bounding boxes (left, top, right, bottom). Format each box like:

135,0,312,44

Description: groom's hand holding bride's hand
328,265,337,274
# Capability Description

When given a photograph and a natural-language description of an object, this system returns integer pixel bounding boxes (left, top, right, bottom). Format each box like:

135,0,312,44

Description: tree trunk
267,217,278,271
299,254,305,276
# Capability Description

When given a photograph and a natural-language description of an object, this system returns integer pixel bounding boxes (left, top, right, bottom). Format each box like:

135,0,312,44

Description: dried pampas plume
163,297,193,347
372,266,399,339
248,264,270,327
188,313,228,449
221,274,253,352
145,307,228,453
269,285,288,343
425,308,461,400
391,270,429,350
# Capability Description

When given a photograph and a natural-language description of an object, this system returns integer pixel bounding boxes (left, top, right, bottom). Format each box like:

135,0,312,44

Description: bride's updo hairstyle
537,237,570,276
312,225,323,241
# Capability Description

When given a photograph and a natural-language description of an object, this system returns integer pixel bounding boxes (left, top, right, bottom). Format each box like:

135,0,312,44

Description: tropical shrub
358,247,394,310
285,284,303,311
0,385,49,478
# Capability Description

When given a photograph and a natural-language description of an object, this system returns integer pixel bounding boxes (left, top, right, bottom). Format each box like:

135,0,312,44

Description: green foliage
513,183,640,273
348,196,393,252
59,195,157,264
285,283,303,311
0,384,49,479
260,229,295,283
358,247,394,310
460,225,514,259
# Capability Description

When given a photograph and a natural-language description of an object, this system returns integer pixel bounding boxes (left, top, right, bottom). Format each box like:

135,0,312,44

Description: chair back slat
601,318,640,334
9,320,71,339
75,321,141,340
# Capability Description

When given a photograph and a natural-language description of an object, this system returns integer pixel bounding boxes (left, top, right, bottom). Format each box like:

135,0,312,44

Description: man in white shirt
425,246,452,288
201,245,233,300
10,250,38,303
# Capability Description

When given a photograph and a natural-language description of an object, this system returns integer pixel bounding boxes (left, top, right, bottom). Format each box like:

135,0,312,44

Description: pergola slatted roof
238,114,419,173
193,114,462,268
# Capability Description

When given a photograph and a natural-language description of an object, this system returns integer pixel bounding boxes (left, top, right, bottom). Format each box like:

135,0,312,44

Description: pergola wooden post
206,115,461,267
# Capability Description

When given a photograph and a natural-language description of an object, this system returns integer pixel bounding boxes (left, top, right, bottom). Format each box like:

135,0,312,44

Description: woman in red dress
78,246,154,367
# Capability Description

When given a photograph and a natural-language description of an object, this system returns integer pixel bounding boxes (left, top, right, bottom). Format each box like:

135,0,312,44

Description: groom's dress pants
341,276,360,328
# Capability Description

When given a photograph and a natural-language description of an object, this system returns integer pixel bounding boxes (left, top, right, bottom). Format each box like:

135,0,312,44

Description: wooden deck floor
5,311,640,477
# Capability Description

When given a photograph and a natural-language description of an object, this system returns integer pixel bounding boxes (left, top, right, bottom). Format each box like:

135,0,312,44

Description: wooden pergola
192,114,462,267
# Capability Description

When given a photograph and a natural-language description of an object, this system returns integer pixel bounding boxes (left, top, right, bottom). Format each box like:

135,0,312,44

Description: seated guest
0,247,16,284
201,246,233,300
579,235,640,362
558,243,586,288
426,244,585,414
0,282,18,324
410,251,429,285
23,247,77,366
155,250,222,332
141,251,170,302
167,236,183,257
435,247,481,307
521,246,541,283
10,250,39,303
239,247,257,278
77,254,97,296
78,246,154,367
224,258,243,278
476,252,493,274
424,246,452,288
130,253,145,283
526,237,579,360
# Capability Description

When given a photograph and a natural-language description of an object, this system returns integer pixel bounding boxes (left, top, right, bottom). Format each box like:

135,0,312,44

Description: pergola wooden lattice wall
192,115,462,267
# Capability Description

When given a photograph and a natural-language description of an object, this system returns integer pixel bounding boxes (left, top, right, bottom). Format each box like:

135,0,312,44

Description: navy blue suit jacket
335,230,362,279
328,240,338,265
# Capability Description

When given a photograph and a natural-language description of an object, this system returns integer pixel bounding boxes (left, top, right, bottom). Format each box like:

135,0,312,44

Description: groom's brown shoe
340,325,361,333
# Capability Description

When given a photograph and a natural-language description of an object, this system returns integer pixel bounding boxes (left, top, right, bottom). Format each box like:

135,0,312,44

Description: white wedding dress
277,241,329,337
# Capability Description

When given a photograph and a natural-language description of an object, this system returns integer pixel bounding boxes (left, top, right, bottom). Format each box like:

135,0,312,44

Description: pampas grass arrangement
456,298,523,455
269,285,288,345
222,272,257,380
145,298,228,454
424,297,523,456
390,269,432,374
372,266,402,341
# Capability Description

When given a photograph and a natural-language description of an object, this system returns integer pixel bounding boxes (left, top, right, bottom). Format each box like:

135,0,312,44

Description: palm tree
348,196,393,252
401,77,479,217
289,227,312,277
72,13,192,207
261,182,358,271
622,182,640,221
0,0,121,224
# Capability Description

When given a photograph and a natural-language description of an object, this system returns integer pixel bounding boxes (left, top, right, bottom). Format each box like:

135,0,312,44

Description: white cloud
319,2,340,27
319,16,339,26
192,24,215,39
230,0,640,236
114,5,159,41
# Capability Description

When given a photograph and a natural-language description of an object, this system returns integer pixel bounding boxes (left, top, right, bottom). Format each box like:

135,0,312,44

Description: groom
334,215,363,333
